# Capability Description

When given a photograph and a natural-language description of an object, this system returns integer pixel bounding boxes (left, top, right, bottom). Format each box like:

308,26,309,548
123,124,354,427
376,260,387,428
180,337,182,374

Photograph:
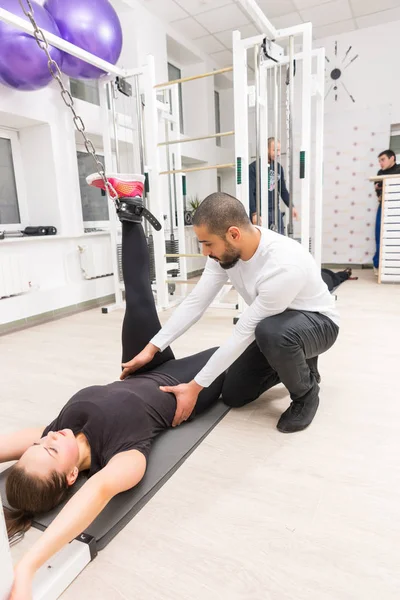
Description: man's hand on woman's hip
120,343,159,380
160,380,203,427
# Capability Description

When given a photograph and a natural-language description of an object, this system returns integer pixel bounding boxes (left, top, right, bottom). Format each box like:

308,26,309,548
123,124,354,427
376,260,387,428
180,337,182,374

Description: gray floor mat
0,401,229,551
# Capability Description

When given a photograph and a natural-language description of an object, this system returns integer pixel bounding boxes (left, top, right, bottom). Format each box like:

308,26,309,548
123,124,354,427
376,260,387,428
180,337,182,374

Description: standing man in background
249,137,298,232
373,150,400,275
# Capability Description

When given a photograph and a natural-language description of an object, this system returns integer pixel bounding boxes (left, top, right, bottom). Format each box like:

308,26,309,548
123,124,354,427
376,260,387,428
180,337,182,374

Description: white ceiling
139,0,400,65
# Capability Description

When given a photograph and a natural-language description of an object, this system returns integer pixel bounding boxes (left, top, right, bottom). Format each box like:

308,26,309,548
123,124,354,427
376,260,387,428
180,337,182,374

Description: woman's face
18,429,79,485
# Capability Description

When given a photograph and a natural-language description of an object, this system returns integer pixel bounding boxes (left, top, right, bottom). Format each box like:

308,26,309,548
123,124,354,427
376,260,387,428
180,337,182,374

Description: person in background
373,150,400,275
249,137,298,233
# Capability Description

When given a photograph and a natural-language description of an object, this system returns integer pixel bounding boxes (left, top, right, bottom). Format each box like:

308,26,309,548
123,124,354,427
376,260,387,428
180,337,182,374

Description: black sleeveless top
42,371,179,477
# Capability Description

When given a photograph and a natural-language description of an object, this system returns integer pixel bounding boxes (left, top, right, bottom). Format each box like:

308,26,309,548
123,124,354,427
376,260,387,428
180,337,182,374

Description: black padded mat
0,401,229,551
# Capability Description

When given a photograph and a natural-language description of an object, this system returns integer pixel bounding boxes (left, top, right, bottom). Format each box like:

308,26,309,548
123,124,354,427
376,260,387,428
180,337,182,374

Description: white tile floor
2,270,400,599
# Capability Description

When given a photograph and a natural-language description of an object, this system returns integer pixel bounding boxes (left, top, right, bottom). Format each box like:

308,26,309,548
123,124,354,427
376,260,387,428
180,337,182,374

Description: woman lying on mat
1,176,225,599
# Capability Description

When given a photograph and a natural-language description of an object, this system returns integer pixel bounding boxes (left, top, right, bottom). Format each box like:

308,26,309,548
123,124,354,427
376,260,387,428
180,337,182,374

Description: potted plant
188,195,201,215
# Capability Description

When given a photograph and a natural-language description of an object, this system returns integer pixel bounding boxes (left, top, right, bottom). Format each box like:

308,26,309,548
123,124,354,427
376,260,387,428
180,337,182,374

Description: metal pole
301,23,313,252
134,75,145,173
233,30,249,212
268,65,272,222
288,36,295,238
260,61,269,224
143,54,168,309
171,83,187,281
0,7,130,78
254,44,261,226
109,82,120,172
165,121,175,238
314,48,325,267
285,64,289,225
164,94,178,284
99,82,123,310
172,152,178,229
279,64,283,233
154,66,233,89
160,163,235,175
232,29,248,319
158,130,235,147
134,74,149,236
274,64,279,231
165,253,203,258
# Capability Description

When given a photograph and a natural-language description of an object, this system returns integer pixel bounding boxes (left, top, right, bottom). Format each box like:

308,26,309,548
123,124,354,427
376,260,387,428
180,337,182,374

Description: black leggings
121,221,225,414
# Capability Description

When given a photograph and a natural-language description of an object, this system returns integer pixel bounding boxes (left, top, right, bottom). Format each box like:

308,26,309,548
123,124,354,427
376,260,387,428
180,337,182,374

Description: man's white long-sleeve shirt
151,228,339,388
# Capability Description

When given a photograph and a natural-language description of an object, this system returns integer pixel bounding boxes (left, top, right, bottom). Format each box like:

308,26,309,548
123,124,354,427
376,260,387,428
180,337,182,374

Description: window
76,151,109,225
0,137,19,225
389,135,400,164
0,130,27,229
214,91,221,147
168,63,184,134
70,79,100,106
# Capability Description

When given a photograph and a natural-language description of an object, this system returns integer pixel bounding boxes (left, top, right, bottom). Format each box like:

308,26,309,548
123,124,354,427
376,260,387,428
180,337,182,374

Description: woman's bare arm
0,428,44,463
11,449,146,597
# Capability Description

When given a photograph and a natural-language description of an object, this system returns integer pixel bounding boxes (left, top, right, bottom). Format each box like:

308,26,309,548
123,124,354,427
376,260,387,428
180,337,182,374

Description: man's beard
210,244,241,270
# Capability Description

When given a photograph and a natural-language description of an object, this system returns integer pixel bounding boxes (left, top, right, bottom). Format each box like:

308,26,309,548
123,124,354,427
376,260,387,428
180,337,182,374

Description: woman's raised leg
86,173,174,371
121,221,174,370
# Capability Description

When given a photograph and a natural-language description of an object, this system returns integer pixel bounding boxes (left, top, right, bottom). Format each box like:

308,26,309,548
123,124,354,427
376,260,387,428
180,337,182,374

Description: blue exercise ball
44,0,123,79
0,0,63,91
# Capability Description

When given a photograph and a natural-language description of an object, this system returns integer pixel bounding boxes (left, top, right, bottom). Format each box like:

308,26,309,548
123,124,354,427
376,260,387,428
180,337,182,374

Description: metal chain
18,0,119,204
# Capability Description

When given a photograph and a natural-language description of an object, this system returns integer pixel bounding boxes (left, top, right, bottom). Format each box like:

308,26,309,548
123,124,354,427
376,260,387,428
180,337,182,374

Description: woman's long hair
4,464,69,541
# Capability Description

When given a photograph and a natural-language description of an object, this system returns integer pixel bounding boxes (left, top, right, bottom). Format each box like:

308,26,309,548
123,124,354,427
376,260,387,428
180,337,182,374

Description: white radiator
0,254,30,299
381,178,400,283
78,244,114,280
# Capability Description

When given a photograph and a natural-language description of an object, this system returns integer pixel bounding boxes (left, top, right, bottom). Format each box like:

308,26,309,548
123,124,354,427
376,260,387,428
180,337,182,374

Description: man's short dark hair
192,192,251,236
378,149,396,161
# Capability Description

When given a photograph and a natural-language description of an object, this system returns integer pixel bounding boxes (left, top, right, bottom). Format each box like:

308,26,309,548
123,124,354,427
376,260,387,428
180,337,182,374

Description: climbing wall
322,105,391,264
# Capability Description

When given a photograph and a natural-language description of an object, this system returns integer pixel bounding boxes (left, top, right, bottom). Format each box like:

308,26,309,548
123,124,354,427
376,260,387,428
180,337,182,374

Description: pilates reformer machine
231,12,325,268
0,400,229,600
145,21,325,314
0,1,325,598
150,6,326,313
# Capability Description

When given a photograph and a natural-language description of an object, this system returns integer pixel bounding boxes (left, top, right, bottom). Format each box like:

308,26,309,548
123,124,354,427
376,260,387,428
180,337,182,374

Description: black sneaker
277,396,319,433
118,197,161,231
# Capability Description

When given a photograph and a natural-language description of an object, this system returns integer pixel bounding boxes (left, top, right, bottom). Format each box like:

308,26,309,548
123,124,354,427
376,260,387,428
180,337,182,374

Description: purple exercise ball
0,0,63,91
44,0,123,79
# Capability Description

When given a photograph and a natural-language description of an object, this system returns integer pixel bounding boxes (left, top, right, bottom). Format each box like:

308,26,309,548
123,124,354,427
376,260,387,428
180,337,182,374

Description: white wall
180,62,218,201
316,20,400,264
322,106,391,265
317,20,400,121
0,234,113,326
